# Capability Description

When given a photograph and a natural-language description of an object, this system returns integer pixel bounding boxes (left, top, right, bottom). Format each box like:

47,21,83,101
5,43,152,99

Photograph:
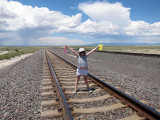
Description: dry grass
57,46,160,55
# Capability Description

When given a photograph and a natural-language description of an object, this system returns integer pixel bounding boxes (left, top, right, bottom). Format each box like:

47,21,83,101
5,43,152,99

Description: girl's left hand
65,45,69,49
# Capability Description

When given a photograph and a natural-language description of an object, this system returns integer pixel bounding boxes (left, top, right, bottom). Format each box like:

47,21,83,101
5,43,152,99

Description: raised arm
65,45,79,57
86,46,99,56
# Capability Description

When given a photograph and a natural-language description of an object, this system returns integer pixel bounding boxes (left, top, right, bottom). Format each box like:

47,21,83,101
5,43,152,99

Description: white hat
79,48,85,52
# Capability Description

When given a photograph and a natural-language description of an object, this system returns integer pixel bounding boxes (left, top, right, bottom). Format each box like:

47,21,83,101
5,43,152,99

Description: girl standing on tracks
65,45,99,94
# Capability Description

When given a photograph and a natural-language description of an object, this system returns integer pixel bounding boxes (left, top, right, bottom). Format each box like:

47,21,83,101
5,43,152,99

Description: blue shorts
76,68,88,76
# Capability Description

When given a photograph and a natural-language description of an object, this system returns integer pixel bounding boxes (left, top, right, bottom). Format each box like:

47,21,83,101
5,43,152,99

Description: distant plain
66,46,160,55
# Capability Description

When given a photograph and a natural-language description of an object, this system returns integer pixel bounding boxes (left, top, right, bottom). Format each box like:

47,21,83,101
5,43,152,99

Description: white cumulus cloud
31,37,84,46
78,1,131,27
125,21,160,36
0,0,82,45
75,19,119,36
0,0,160,45
0,0,82,31
78,1,160,43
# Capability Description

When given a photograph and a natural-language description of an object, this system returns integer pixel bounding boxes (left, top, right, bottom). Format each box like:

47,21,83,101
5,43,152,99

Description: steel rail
48,49,160,120
45,52,74,120
95,50,160,57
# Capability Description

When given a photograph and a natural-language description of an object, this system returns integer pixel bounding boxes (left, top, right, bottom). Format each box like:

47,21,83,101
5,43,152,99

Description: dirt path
0,53,33,69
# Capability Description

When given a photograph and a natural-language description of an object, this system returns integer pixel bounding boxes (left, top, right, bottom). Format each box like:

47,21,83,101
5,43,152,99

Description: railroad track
59,47,160,57
80,50,160,58
94,51,160,58
41,50,160,120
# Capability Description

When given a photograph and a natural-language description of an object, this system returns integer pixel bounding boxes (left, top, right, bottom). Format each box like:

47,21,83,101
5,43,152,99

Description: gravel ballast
50,48,160,110
0,50,43,119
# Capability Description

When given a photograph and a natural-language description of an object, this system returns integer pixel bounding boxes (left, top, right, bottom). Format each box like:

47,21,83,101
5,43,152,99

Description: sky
0,0,160,46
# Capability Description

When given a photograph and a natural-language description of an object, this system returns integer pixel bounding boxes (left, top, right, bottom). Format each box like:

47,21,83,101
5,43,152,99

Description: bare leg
75,75,80,91
83,75,90,89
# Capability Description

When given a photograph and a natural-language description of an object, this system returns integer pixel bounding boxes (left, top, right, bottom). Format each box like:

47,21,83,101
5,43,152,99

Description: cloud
30,37,85,46
75,19,119,36
0,0,82,31
0,0,160,46
136,36,160,43
0,0,82,45
125,21,160,36
55,13,82,33
78,1,160,43
78,1,131,27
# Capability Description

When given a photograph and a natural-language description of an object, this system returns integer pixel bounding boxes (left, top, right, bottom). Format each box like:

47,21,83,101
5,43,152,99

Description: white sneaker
88,89,93,93
73,90,77,94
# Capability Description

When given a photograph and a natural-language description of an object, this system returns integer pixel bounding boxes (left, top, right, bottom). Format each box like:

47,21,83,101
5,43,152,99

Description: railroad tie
41,92,56,97
41,100,58,106
119,114,145,120
41,110,62,118
65,88,103,94
72,103,127,114
68,94,113,103
41,86,55,90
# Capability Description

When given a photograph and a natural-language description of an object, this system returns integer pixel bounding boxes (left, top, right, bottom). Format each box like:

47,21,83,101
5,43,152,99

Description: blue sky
0,0,160,46
16,0,160,23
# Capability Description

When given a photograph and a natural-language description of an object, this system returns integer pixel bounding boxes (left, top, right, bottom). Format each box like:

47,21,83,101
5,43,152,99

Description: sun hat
79,48,85,52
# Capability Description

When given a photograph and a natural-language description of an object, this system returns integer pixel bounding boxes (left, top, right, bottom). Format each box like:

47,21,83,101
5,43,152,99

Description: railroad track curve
40,49,160,120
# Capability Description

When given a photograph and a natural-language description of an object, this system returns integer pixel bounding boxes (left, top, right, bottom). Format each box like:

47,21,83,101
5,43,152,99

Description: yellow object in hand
98,44,103,51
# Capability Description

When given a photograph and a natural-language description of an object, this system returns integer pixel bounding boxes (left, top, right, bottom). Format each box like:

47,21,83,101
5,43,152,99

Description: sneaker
88,89,93,93
73,90,77,94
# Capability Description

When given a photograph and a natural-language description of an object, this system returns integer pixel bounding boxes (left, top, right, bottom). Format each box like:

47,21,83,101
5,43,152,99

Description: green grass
1,46,159,60
0,47,41,60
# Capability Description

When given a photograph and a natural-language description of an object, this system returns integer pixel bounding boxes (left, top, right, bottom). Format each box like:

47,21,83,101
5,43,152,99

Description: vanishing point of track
40,49,160,120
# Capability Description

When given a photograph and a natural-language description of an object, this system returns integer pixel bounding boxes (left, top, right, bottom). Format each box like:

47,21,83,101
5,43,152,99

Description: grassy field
58,46,160,54
0,46,159,60
0,47,42,60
